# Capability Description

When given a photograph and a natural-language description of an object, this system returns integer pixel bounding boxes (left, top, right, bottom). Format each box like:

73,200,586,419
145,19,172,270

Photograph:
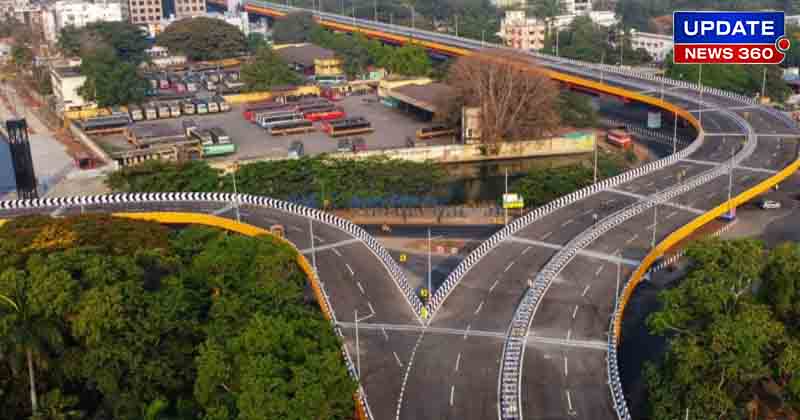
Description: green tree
30,390,84,420
530,0,563,19
383,43,432,76
246,33,269,54
762,242,800,324
78,48,148,107
0,270,63,415
155,17,246,61
665,52,791,102
272,11,318,44
106,160,223,193
558,90,598,128
11,44,33,68
56,25,83,57
57,22,148,64
239,47,302,92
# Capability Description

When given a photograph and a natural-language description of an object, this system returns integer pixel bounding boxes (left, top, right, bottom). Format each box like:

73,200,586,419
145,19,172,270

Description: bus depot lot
92,95,450,162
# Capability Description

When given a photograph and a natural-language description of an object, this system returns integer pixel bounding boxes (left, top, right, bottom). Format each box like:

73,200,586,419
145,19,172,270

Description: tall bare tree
439,50,560,144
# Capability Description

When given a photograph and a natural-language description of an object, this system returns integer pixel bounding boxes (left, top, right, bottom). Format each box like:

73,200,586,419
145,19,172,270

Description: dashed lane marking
566,329,572,341
345,263,354,276
561,219,574,227
474,301,484,315
300,238,360,254
367,301,375,315
356,282,365,295
450,385,455,407
332,248,342,257
393,351,403,367
564,356,569,377
595,266,604,276
541,231,553,240
464,324,471,340
489,279,500,293
625,234,639,245
455,352,461,372
381,327,389,341
504,261,515,273
581,285,591,297
572,305,579,319
521,246,532,255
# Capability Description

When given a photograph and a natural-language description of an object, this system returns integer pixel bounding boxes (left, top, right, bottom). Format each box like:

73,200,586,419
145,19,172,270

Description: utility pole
309,218,317,272
427,227,432,298
481,30,486,48
352,4,355,25
600,51,605,83
231,163,241,223
698,63,704,126
555,27,560,57
761,67,768,100
504,168,509,225
593,135,598,184
455,15,458,37
651,204,657,249
373,0,377,21
615,251,622,311
727,147,734,218
673,111,678,154
619,28,624,66
355,309,360,381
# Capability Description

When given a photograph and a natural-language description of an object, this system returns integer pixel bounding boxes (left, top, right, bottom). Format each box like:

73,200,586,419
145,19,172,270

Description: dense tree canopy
543,16,652,65
155,17,246,61
272,12,318,44
615,0,795,32
645,238,800,419
57,22,149,64
665,53,791,103
0,215,354,420
240,47,302,92
78,47,148,107
106,157,445,208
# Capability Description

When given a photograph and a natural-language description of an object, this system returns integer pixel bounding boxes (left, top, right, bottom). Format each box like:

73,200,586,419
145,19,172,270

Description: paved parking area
92,94,449,163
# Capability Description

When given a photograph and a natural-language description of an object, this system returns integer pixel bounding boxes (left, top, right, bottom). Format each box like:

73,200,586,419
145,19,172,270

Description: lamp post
761,67,767,100
593,134,598,184
618,28,625,66
231,163,241,223
354,309,374,382
673,111,678,154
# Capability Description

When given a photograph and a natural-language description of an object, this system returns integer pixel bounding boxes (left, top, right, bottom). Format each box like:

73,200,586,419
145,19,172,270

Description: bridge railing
0,192,425,322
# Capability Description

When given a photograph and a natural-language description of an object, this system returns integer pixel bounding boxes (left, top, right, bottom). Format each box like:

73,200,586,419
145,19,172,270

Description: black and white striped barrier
0,192,425,321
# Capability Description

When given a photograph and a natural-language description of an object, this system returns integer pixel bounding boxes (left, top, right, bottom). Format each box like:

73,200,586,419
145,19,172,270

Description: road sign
399,253,407,263
503,193,524,209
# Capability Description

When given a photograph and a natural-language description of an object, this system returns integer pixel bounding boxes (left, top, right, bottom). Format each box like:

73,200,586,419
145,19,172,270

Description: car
760,200,781,209
337,138,352,153
288,141,304,159
351,137,367,152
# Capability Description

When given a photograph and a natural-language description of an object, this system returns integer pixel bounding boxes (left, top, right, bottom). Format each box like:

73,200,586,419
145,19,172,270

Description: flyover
2,4,799,420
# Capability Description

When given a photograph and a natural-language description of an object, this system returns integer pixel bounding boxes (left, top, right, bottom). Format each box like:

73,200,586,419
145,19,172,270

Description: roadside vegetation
0,215,355,420
154,17,247,61
106,157,445,208
510,151,627,208
644,238,800,419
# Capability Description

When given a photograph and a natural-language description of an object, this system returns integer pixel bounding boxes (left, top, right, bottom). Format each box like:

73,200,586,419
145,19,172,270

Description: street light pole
673,111,678,154
761,67,767,100
555,27,559,57
309,218,317,272
481,30,486,48
727,147,734,217
593,135,598,184
427,227,432,298
231,164,241,223
615,251,622,311
455,15,458,37
619,29,624,66
600,51,605,83
373,0,377,21
355,309,360,381
504,168,509,225
698,63,704,125
651,204,657,249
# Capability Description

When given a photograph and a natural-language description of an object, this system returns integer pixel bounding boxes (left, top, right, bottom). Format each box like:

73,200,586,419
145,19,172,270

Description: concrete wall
336,134,595,164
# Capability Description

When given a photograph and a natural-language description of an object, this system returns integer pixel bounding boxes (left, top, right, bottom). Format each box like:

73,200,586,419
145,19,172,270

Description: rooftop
274,43,336,67
52,66,83,78
389,82,456,113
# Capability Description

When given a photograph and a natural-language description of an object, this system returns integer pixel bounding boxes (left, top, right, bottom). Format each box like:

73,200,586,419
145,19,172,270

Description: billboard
6,119,38,200
673,11,791,64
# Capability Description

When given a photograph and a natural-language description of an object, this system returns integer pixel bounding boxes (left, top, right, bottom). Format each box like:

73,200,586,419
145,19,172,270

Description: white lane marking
357,282,365,295
367,301,375,315
455,352,461,372
450,385,455,407
521,246,532,255
625,233,639,245
564,356,569,377
645,181,655,187
561,218,574,227
595,265,604,276
381,327,389,341
666,211,678,219
541,231,553,240
572,305,579,319
394,351,403,367
582,285,591,297
464,324,471,340
474,301,484,315
489,279,500,293
566,329,572,341
332,247,342,257
581,209,594,216
345,263,354,276
288,225,302,233
50,206,67,217
314,235,325,243
504,261,515,272
566,390,574,413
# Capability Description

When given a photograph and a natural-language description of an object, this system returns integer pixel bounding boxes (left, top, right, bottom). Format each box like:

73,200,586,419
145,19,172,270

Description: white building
0,38,12,64
147,10,248,38
50,65,93,112
498,10,617,52
562,0,592,15
492,0,526,8
629,31,673,63
42,0,125,44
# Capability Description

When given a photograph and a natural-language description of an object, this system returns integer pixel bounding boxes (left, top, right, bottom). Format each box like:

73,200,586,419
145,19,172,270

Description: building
128,0,163,25
498,10,617,52
42,0,125,44
274,43,343,76
0,38,11,64
50,65,92,113
172,0,205,19
629,31,673,63
147,10,246,38
492,0,526,8
562,0,592,15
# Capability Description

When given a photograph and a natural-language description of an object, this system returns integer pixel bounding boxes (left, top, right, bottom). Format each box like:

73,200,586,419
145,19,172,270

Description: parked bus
79,113,131,134
269,120,315,136
321,117,373,137
207,99,220,113
157,102,171,119
314,74,347,86
168,102,181,118
144,104,158,120
257,111,304,129
209,127,231,144
213,95,230,112
305,107,345,122
193,99,208,114
182,100,196,115
416,125,456,140
243,101,292,121
607,128,633,149
128,104,144,121
192,129,214,146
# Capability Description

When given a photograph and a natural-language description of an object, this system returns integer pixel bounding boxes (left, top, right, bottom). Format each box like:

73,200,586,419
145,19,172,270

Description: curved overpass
4,5,800,419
